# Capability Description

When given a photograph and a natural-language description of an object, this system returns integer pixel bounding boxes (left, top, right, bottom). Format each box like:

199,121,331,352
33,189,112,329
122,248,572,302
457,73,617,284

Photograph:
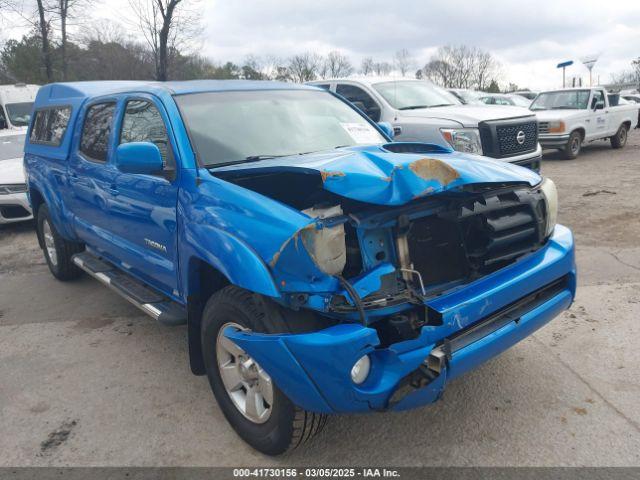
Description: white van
0,83,39,131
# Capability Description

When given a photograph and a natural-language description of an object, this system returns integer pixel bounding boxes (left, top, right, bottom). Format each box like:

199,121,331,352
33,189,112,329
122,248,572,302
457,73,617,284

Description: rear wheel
562,131,582,159
610,124,629,149
201,286,327,455
37,205,84,281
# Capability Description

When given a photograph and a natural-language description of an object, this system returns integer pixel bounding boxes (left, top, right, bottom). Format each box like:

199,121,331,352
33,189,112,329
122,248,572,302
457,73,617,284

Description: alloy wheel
42,220,58,267
216,322,274,424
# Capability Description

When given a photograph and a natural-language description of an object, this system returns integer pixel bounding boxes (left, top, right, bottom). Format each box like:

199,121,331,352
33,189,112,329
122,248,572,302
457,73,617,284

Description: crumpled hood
211,144,541,206
0,157,26,184
399,104,534,127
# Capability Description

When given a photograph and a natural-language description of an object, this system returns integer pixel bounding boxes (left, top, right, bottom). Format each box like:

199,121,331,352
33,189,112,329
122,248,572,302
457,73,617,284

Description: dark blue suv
24,80,575,455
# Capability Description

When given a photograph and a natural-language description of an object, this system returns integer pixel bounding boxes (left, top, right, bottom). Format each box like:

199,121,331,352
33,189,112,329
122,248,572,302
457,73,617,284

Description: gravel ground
1,133,639,467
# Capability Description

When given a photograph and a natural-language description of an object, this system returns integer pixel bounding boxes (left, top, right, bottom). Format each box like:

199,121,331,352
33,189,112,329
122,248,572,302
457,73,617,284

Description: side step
73,252,187,326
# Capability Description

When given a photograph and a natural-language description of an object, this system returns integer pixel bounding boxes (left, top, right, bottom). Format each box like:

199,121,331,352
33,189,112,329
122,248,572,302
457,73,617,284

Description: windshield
175,89,386,167
451,90,483,105
373,81,460,110
0,134,25,161
508,95,531,108
5,102,33,127
530,90,590,111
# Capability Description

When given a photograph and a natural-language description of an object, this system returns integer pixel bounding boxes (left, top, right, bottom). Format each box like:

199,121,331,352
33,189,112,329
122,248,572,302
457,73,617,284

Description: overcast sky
4,0,640,89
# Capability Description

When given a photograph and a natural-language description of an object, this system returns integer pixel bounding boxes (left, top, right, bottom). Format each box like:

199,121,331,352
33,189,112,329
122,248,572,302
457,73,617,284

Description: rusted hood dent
211,144,541,206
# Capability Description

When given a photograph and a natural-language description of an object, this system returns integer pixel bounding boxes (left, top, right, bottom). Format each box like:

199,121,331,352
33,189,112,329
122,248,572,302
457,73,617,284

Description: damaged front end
209,143,576,413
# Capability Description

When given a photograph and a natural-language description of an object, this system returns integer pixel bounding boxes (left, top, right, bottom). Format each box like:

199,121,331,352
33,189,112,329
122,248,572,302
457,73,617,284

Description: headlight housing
440,128,483,154
547,120,565,134
540,178,558,237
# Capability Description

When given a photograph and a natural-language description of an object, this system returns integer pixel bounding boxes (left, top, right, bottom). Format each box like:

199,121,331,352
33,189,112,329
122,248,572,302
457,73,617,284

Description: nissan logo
516,130,526,145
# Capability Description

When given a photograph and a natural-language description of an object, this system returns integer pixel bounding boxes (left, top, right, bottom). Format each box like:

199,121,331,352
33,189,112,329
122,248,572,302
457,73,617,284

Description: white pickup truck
532,87,639,159
308,77,543,171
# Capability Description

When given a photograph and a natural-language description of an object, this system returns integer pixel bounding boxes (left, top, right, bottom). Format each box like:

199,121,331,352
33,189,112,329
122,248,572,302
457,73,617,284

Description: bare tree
129,0,202,81
373,61,391,76
422,58,454,86
421,45,499,90
8,0,55,81
318,50,353,79
51,0,93,80
360,57,374,76
393,48,413,76
287,52,321,83
78,19,128,45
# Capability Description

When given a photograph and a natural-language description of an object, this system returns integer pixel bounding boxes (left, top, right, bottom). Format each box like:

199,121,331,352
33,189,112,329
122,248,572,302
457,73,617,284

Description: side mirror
115,142,163,174
377,121,394,139
594,101,605,110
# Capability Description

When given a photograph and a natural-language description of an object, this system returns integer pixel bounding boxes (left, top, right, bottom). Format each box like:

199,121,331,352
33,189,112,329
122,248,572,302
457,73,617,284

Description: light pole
557,60,573,88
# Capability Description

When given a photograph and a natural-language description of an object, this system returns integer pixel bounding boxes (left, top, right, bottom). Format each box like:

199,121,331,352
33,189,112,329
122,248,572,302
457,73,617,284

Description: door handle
393,126,403,136
70,172,78,179
109,185,119,196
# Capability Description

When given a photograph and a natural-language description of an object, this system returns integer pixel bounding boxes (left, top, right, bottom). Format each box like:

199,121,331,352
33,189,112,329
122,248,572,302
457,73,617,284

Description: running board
72,252,187,326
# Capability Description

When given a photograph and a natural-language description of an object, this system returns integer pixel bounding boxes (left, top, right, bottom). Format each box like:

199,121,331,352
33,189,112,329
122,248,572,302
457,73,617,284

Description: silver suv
309,77,542,171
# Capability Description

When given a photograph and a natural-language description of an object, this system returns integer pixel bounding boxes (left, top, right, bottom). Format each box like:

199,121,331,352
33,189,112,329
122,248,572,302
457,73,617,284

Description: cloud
200,0,640,88
3,0,640,89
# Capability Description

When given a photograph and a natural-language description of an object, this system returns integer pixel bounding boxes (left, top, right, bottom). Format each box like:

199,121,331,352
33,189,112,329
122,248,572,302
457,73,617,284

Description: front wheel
562,131,582,159
610,124,629,149
201,286,327,455
37,205,84,281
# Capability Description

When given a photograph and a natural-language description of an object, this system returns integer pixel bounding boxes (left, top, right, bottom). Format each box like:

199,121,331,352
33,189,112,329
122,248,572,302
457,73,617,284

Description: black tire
201,286,327,455
36,205,84,281
563,130,582,159
610,124,629,149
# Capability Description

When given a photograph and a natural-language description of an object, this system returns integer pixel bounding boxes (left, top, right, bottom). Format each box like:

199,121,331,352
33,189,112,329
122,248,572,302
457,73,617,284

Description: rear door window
120,100,174,169
80,102,116,162
29,107,72,146
335,84,381,122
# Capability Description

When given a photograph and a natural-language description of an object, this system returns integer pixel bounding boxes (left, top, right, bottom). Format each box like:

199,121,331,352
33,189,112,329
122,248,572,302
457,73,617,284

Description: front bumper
500,144,542,172
539,133,571,148
226,225,576,414
0,192,33,224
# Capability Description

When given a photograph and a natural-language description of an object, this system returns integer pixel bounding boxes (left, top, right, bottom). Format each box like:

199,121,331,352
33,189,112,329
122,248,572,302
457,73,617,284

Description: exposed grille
538,122,550,134
459,190,545,272
407,187,547,290
479,117,539,159
496,121,538,156
0,184,27,195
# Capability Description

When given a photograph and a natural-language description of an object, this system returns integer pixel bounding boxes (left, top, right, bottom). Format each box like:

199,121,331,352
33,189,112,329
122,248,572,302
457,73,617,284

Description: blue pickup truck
24,80,576,455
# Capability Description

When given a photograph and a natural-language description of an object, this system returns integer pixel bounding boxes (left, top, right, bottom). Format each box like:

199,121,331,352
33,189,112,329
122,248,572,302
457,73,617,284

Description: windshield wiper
399,104,453,110
398,105,430,110
551,106,579,110
210,154,291,168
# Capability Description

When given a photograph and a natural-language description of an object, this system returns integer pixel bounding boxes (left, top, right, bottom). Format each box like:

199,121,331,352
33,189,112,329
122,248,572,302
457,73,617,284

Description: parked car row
310,79,638,162
0,83,38,224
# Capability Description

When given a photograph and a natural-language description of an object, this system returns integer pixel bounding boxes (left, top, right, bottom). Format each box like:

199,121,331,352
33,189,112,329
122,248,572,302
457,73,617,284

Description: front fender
183,223,280,298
